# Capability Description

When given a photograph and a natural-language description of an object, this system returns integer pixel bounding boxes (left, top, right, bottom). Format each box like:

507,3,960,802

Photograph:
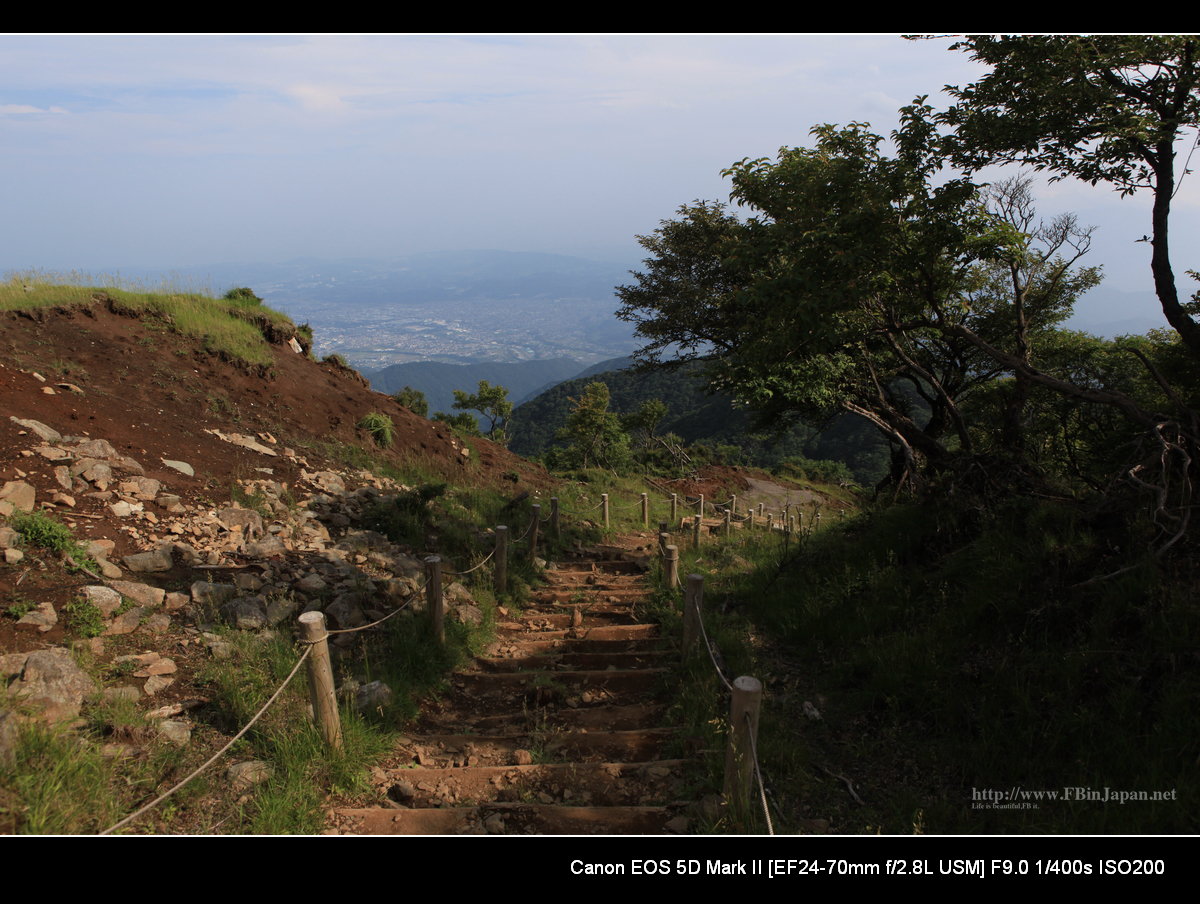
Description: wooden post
425,556,444,644
529,505,540,564
683,574,703,661
299,611,343,751
757,502,764,518
659,530,669,558
602,493,609,529
665,545,679,592
697,493,704,517
495,525,507,595
748,509,755,533
551,497,560,537
641,492,648,528
723,676,763,821
730,494,737,517
671,493,678,524
692,508,702,550
723,507,731,538
658,519,668,545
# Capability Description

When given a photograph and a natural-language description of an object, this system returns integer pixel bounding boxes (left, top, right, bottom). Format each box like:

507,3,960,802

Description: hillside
507,360,892,481
0,285,572,831
364,357,584,423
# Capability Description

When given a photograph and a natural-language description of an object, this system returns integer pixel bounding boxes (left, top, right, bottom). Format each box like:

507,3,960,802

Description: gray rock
220,596,268,630
17,602,57,632
7,648,98,723
191,582,237,606
265,596,299,627
72,438,120,460
245,536,287,558
104,607,146,635
123,547,174,573
0,481,36,513
227,760,274,789
10,416,63,442
158,720,191,746
354,680,393,713
80,586,123,616
161,459,194,477
109,581,165,609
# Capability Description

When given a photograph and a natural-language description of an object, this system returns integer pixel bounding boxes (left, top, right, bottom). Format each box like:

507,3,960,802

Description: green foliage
361,483,447,547
9,510,95,572
322,353,348,367
938,35,1200,359
431,410,482,436
223,286,263,305
62,598,105,638
357,411,395,448
392,385,429,418
772,456,855,485
552,382,631,473
449,380,512,443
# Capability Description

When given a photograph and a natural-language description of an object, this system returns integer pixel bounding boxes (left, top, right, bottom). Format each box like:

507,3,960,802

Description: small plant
6,597,35,619
62,598,105,638
322,353,348,367
358,412,395,449
223,286,263,305
8,511,94,569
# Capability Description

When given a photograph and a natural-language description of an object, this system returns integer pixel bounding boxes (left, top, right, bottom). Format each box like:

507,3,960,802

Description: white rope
745,710,775,835
694,605,733,692
444,548,495,576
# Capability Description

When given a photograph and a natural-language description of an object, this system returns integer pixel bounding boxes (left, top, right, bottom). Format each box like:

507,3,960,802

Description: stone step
471,650,671,673
394,728,678,766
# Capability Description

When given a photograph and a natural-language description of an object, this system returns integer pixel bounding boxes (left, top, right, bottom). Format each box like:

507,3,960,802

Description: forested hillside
507,361,891,482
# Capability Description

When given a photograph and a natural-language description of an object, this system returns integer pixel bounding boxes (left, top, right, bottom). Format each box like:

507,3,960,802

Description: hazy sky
2,34,1197,303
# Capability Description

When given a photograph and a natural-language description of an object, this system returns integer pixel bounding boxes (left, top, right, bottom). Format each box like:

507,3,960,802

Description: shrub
223,287,262,305
358,412,395,448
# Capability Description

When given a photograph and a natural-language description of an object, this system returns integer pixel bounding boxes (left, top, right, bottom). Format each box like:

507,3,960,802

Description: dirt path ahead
331,542,692,835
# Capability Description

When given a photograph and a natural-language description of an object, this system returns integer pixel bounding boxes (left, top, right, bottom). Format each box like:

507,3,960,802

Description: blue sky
1,33,1196,315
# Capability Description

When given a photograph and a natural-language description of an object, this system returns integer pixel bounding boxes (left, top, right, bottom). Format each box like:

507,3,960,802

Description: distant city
186,250,644,374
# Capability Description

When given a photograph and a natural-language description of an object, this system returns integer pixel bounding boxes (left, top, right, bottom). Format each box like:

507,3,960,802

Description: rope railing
443,548,495,577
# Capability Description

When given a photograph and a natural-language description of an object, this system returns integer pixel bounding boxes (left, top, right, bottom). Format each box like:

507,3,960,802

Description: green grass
683,495,1200,834
358,412,395,449
0,269,298,368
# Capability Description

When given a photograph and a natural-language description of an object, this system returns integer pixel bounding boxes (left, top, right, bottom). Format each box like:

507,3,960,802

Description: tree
615,201,753,370
553,382,631,472
616,105,1139,492
445,380,512,444
392,385,429,418
936,35,1200,359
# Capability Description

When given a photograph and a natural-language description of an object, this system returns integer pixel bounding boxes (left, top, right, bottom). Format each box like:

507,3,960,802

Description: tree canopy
935,35,1200,358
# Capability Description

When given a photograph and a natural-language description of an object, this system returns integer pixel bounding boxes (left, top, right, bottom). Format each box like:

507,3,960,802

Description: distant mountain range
365,358,587,421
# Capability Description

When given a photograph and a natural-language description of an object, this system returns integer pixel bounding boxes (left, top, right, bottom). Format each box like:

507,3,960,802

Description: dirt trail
333,542,691,835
